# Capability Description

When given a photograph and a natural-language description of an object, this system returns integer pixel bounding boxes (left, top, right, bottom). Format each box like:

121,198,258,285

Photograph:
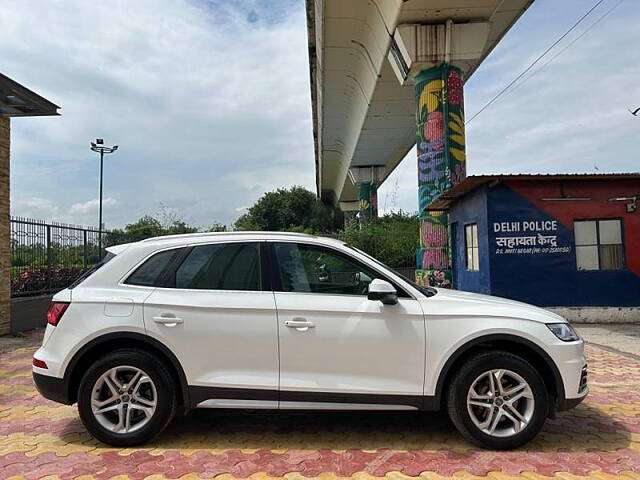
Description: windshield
69,251,116,289
345,245,437,298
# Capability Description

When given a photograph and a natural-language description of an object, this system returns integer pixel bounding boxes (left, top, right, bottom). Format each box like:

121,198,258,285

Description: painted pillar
357,181,378,228
414,63,466,287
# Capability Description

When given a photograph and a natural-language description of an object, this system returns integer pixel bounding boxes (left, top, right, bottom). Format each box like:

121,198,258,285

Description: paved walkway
576,324,640,360
0,327,638,480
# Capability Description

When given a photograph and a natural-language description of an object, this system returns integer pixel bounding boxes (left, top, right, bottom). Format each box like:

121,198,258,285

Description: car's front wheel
447,351,549,449
77,349,176,446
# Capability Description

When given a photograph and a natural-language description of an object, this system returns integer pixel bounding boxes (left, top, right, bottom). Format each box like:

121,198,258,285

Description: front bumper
33,372,72,405
559,392,587,411
558,363,588,411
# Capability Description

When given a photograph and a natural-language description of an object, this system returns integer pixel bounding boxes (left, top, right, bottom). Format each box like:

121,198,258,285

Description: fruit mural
414,63,466,287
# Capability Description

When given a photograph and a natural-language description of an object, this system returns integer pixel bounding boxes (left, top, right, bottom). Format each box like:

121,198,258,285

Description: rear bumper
33,372,72,405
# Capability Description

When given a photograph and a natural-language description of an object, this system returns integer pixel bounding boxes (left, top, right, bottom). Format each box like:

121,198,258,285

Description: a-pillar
414,63,466,287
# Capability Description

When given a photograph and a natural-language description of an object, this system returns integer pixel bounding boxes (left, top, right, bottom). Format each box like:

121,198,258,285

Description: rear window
126,249,177,287
174,242,261,291
69,251,117,289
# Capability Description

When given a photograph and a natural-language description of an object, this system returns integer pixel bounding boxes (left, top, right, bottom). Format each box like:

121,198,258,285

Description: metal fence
10,217,105,297
9,217,419,297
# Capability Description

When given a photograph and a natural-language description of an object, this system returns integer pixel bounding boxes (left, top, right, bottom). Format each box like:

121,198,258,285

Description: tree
165,220,198,235
233,186,342,233
119,215,164,242
207,222,227,232
104,215,198,245
338,211,419,268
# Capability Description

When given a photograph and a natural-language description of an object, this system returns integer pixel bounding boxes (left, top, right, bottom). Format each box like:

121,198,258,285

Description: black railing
10,217,419,297
10,217,106,297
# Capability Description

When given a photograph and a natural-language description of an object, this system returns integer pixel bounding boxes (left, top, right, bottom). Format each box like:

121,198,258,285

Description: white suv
33,232,587,449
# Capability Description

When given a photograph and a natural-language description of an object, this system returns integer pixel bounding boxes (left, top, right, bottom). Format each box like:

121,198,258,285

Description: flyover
306,0,534,285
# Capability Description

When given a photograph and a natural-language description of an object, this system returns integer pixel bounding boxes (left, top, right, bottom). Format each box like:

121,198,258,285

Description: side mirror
367,279,398,305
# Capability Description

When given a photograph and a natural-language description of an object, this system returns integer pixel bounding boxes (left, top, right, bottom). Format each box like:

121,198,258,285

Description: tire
446,350,549,450
77,349,176,446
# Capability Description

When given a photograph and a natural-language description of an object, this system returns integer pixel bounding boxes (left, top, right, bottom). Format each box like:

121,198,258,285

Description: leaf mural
448,121,463,134
418,79,444,115
449,112,464,126
450,147,466,162
450,134,465,146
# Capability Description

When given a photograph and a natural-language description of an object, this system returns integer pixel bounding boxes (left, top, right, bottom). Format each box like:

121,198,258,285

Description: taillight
33,358,48,369
47,302,70,326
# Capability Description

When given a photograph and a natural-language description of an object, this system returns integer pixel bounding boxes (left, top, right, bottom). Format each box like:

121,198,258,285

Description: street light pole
98,148,104,252
90,139,118,254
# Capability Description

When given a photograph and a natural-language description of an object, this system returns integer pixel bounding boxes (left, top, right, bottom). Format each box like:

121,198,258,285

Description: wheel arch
433,333,565,411
64,332,190,409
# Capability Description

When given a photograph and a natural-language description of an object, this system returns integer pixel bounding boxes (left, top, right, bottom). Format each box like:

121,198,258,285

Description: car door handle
284,319,315,330
153,315,183,326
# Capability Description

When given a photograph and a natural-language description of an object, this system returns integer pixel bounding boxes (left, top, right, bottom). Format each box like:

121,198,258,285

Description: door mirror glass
367,279,398,305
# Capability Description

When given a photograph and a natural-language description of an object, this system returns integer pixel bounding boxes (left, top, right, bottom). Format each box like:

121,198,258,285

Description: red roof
426,173,640,210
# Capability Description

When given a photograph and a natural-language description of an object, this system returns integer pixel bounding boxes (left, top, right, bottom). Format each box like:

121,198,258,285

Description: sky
1,0,639,229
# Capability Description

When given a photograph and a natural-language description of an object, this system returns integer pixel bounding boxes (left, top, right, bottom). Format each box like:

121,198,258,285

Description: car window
347,245,435,298
126,249,177,287
70,251,117,289
273,242,380,295
175,242,261,291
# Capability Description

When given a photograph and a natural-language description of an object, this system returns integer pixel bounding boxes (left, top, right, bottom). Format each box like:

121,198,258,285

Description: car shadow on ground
59,402,631,452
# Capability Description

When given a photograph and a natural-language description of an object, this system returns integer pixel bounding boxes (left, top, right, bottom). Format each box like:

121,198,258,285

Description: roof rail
140,231,318,243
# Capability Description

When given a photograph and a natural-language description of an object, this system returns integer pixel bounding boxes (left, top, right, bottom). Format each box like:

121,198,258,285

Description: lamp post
90,139,118,253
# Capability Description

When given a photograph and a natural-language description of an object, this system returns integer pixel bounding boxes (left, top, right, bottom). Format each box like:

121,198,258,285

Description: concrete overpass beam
388,22,490,85
309,0,404,204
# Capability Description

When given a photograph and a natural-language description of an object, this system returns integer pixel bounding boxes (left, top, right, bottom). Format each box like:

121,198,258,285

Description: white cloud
10,197,61,220
3,0,313,227
69,198,119,215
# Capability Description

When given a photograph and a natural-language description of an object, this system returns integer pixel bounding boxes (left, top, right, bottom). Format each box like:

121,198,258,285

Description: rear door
142,241,279,405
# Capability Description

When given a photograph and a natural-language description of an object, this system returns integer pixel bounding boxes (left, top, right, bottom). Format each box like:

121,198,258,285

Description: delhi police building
428,174,640,322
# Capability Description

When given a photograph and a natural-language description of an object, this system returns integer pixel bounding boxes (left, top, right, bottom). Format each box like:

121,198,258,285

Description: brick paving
0,332,638,480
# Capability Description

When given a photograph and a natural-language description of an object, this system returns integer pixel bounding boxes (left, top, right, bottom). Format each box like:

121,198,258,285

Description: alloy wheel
91,365,157,434
466,368,535,437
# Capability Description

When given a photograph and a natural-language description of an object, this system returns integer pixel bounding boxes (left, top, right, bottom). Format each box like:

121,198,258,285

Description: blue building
427,174,640,315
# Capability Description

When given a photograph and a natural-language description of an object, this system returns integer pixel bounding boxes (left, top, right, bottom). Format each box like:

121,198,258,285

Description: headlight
547,323,580,342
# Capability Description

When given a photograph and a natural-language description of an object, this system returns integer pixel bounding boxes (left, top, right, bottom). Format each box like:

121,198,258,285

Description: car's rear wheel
78,349,176,446
447,351,549,449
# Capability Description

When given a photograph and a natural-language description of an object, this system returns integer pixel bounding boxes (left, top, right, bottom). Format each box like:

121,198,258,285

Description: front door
271,241,425,408
143,242,278,405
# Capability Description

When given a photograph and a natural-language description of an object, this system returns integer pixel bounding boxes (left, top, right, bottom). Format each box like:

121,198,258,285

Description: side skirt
189,386,439,411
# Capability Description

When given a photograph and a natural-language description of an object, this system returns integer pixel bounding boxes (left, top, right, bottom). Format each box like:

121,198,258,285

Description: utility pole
90,139,118,254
